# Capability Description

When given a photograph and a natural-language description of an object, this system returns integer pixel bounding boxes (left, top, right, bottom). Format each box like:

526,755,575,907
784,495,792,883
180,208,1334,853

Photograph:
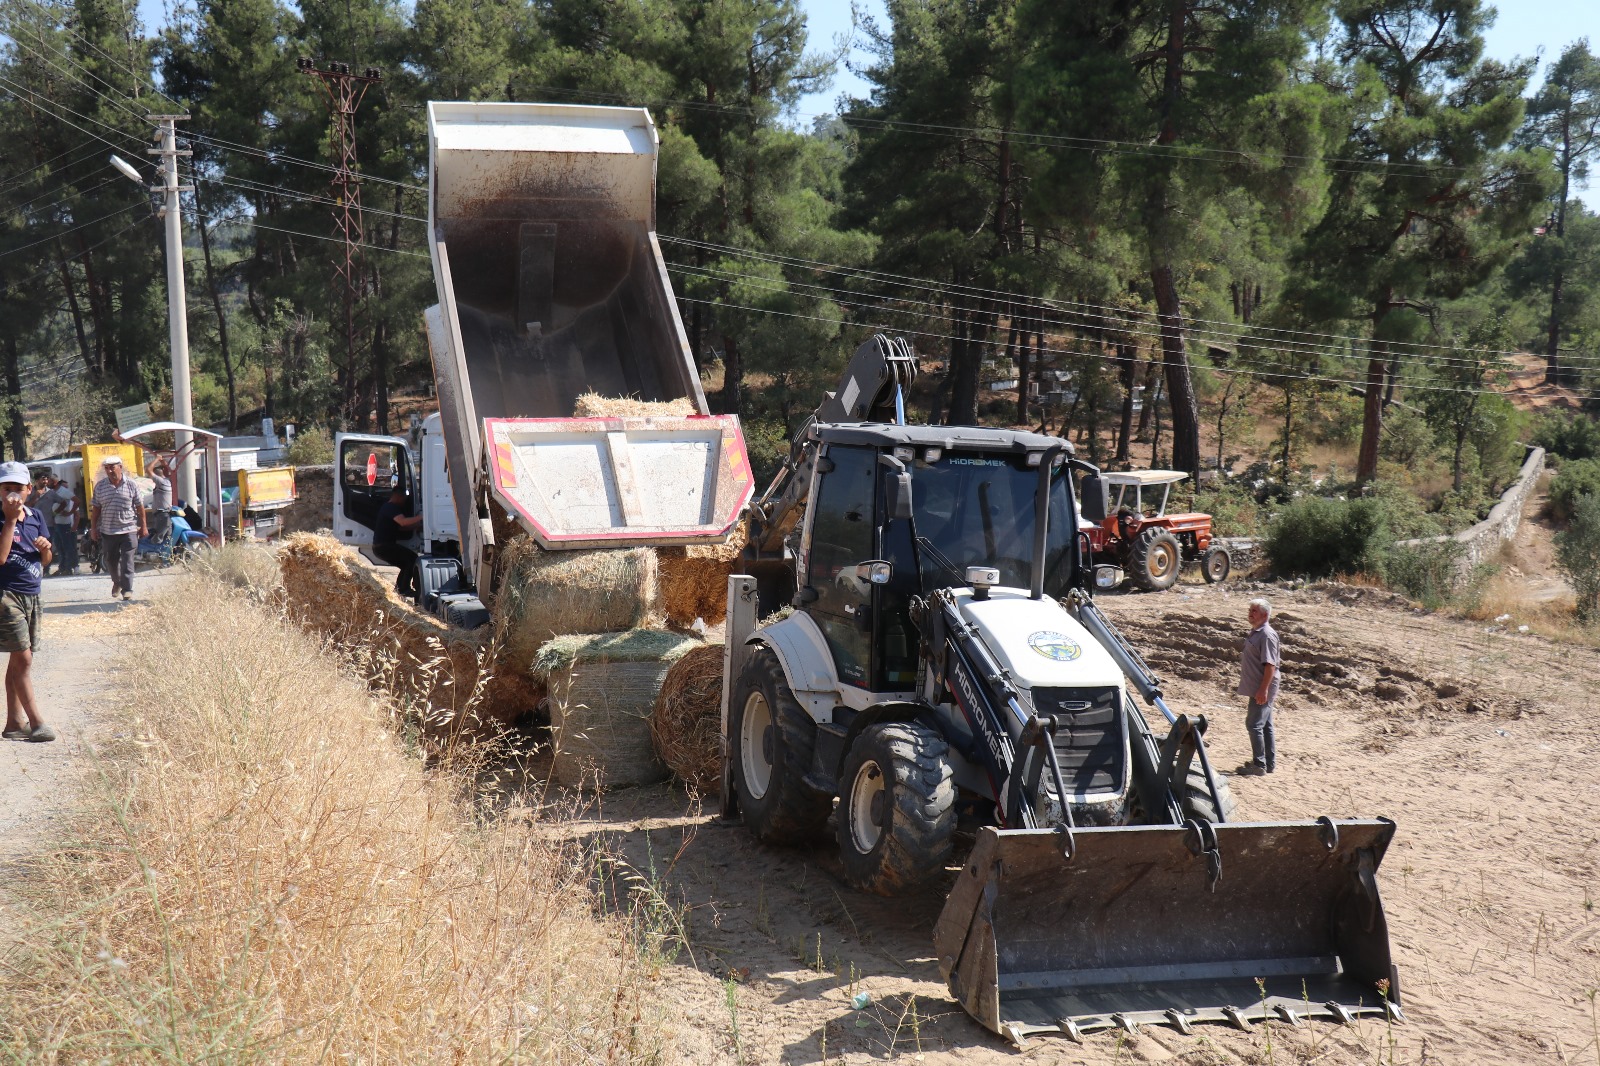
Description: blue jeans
52,524,78,573
1246,698,1276,771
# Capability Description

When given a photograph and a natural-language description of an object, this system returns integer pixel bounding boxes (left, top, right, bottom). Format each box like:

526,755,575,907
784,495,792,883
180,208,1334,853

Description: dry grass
1460,572,1600,647
0,572,672,1063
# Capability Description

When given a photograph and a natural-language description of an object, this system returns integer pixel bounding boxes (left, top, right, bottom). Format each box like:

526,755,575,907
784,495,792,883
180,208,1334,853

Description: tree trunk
197,211,237,432
1011,315,1028,425
54,242,94,377
947,306,981,426
1281,384,1294,473
719,332,742,415
1151,263,1200,477
2,332,26,460
1546,126,1572,385
1115,340,1137,464
1355,342,1388,484
1150,378,1164,466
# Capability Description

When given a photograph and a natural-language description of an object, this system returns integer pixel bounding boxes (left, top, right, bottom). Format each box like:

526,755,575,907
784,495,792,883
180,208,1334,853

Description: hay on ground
657,519,749,626
651,644,725,793
572,392,696,418
536,631,704,789
494,539,661,676
278,533,536,729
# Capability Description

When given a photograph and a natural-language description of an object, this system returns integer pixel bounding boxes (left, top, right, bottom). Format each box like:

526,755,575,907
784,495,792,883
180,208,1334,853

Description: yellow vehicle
80,442,145,510
236,466,296,540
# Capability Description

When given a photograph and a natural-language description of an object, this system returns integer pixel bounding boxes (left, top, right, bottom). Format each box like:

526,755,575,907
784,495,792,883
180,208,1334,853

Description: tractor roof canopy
1101,469,1188,487
813,423,1073,460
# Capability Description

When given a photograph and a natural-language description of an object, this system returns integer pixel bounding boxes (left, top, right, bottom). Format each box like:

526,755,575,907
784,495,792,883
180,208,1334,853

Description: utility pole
148,115,197,506
298,57,381,428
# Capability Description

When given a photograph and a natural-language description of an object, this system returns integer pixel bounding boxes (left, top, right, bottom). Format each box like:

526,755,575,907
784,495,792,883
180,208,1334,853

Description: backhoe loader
719,336,1400,1045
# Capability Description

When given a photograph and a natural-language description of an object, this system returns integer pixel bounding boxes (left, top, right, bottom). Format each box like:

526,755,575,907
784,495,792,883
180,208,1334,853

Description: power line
0,215,145,298
5,0,184,111
189,209,430,258
0,200,141,261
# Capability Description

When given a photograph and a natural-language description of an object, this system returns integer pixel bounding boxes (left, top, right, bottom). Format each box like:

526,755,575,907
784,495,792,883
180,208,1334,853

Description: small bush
1381,539,1465,608
1549,458,1600,521
1533,411,1600,461
1264,496,1391,577
1556,493,1600,623
1379,408,1439,467
286,425,335,466
1187,480,1263,537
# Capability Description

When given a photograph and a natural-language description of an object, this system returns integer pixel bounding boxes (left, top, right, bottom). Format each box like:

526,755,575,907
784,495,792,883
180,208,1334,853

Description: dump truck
719,339,1400,1045
333,102,752,613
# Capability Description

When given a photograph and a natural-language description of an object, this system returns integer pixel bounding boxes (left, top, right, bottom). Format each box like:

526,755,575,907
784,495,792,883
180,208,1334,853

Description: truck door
802,444,878,689
333,434,413,546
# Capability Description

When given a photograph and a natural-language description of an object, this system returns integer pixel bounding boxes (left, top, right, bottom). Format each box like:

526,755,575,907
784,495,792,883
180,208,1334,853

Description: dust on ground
533,577,1600,1065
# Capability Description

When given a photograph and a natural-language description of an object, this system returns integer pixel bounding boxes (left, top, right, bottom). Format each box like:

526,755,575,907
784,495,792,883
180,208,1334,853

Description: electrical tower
298,57,382,426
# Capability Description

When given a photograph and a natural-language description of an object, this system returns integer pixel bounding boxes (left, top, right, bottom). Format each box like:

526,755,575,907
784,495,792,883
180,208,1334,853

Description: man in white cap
90,454,146,601
0,461,55,742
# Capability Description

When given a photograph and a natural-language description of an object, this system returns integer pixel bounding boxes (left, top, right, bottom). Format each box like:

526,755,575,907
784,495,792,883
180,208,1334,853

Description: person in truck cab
372,485,423,599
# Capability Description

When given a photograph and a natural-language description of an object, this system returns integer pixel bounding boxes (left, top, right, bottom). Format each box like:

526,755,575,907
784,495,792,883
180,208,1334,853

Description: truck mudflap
934,819,1400,1046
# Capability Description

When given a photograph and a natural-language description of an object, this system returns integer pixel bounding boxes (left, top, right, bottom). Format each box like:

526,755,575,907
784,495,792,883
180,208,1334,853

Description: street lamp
109,131,196,506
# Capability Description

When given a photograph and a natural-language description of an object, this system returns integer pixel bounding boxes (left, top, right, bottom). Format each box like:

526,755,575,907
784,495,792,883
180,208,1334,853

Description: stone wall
1396,446,1545,577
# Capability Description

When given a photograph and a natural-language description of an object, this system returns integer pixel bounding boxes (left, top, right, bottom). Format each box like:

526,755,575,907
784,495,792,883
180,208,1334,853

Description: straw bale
657,519,749,626
494,540,661,676
650,644,725,793
278,533,539,730
572,393,695,418
538,631,703,789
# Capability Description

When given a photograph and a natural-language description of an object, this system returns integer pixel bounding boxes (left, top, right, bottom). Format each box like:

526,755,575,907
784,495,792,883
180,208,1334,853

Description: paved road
0,566,185,864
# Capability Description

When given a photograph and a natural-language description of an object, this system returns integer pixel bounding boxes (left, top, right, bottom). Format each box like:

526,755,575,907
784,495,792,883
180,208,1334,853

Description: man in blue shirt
0,462,55,742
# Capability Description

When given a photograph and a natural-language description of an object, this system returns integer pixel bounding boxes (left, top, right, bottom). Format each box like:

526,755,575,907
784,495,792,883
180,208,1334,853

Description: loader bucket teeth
933,820,1400,1043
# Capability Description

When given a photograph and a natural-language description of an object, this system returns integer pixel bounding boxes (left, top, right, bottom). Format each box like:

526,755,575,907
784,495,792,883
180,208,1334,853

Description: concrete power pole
149,115,197,505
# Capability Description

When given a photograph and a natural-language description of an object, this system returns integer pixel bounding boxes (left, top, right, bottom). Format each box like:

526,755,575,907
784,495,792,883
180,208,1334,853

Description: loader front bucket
934,820,1400,1045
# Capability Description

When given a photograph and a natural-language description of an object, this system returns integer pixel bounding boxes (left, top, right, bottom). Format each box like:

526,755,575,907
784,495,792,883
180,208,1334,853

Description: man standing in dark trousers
372,485,423,599
0,462,55,742
1235,597,1280,776
46,474,78,575
90,454,146,602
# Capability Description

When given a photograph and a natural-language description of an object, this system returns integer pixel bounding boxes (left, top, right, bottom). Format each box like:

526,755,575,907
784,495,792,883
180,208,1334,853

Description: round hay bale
535,631,703,789
494,540,661,676
651,645,725,793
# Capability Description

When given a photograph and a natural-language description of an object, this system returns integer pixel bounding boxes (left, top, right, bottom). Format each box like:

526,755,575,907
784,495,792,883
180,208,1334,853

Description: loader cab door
334,434,414,547
801,444,879,689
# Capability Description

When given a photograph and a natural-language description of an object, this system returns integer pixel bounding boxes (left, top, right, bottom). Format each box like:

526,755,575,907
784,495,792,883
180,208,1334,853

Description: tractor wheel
729,646,831,845
1129,529,1182,591
1180,763,1240,825
837,721,956,895
1201,546,1232,584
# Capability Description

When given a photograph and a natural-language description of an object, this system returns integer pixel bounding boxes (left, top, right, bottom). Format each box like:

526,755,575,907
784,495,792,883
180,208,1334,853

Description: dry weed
0,572,665,1063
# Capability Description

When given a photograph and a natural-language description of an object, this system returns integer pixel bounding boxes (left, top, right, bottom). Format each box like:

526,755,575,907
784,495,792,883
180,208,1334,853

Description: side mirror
1094,564,1124,590
879,453,914,521
1079,473,1109,523
855,560,893,585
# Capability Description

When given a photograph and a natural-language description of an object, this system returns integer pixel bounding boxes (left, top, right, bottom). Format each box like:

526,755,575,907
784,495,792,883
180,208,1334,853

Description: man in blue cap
0,461,54,742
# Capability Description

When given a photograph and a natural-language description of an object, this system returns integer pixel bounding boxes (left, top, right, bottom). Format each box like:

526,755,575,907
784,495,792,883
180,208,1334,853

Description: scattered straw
651,644,725,793
658,520,748,626
572,393,695,418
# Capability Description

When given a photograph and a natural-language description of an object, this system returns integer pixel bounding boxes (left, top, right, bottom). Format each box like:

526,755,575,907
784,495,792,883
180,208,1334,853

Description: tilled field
538,580,1600,1065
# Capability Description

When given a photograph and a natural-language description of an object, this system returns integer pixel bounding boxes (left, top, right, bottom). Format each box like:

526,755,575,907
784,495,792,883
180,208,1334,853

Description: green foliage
1378,409,1438,467
1189,481,1263,538
1550,458,1600,521
1263,496,1391,577
1381,540,1466,609
740,418,791,489
1533,411,1600,461
1555,493,1600,624
286,426,335,467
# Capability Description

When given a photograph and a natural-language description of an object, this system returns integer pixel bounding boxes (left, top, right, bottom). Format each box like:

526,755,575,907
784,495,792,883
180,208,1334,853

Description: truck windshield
909,452,1077,596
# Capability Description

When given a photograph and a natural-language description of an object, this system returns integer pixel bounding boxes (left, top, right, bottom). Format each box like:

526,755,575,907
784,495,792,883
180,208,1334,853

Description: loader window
912,452,1075,596
805,445,878,687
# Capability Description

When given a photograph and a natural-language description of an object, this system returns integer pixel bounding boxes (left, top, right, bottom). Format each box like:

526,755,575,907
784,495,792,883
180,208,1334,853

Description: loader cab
797,426,1083,693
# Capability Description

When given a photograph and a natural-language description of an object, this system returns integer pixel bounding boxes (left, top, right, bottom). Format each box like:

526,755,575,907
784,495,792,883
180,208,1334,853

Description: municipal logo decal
1027,631,1081,661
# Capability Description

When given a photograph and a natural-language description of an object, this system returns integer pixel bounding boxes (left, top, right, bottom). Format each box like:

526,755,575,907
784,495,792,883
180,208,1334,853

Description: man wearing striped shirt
90,454,146,602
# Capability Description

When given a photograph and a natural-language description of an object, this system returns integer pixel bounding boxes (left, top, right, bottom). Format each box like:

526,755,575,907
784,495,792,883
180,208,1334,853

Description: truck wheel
837,721,955,895
1201,546,1231,583
729,647,830,845
1130,529,1182,591
1180,764,1240,824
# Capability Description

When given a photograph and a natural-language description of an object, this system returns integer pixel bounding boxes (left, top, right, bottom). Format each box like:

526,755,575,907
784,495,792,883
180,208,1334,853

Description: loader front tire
730,647,831,845
1180,764,1240,824
837,721,955,895
1130,529,1182,591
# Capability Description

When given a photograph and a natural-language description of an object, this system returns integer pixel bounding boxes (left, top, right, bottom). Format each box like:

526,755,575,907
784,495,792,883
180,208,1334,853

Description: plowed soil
540,578,1600,1065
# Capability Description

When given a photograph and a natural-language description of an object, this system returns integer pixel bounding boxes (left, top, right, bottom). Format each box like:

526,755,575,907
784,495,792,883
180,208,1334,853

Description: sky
796,0,1600,209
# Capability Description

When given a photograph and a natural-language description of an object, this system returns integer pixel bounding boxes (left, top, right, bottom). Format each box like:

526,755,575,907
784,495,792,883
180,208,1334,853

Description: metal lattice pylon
299,57,382,426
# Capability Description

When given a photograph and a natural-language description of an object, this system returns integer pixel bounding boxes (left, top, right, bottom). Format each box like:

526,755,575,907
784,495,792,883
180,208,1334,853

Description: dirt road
0,570,183,910
558,580,1600,1065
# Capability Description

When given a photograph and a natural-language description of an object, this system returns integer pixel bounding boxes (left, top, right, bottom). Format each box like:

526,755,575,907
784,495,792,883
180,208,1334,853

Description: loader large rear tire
1180,764,1240,824
730,647,831,845
1130,529,1182,591
837,721,956,895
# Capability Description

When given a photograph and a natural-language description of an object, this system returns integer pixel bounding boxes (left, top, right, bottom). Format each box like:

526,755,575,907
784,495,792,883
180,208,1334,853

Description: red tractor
1081,470,1231,591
